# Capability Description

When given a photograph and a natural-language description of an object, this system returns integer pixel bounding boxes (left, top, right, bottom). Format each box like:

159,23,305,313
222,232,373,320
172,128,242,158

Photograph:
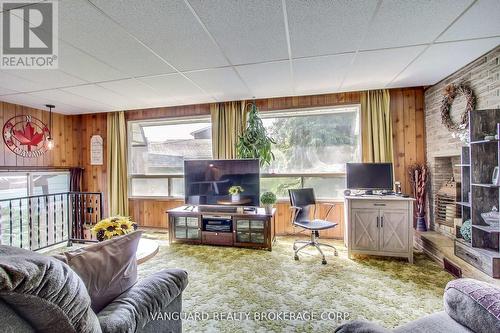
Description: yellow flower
91,215,137,240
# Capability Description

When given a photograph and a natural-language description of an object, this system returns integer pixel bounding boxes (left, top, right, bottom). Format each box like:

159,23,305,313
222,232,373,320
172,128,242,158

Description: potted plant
237,101,275,166
408,163,429,231
91,215,138,241
260,191,277,214
228,186,244,202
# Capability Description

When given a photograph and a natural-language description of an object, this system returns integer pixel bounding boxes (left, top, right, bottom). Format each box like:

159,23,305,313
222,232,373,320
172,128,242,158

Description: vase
264,204,273,214
416,215,427,232
231,194,240,202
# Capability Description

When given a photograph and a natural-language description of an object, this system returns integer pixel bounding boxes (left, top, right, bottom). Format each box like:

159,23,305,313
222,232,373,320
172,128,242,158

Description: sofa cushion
0,245,101,333
0,298,35,333
444,278,500,333
97,269,188,332
394,311,472,333
62,231,142,313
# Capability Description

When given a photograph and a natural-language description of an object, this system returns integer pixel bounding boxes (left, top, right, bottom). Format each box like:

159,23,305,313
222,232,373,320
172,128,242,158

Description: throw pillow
63,230,143,313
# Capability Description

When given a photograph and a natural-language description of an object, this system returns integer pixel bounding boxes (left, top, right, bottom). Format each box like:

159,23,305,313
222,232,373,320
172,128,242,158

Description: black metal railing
0,192,103,251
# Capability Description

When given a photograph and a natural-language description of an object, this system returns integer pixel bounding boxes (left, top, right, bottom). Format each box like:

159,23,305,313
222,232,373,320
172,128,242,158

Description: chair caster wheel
294,255,299,261
322,259,327,265
334,251,338,256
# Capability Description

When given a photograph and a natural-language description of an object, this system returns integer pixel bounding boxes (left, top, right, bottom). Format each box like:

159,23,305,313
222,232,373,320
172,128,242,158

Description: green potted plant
260,191,277,214
237,101,275,166
228,185,244,202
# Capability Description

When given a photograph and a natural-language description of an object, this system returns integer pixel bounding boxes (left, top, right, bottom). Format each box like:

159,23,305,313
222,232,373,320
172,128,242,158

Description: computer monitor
346,163,394,194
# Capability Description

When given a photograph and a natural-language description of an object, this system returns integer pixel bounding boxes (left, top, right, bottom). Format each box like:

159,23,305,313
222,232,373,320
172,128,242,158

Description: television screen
184,159,260,206
346,163,394,191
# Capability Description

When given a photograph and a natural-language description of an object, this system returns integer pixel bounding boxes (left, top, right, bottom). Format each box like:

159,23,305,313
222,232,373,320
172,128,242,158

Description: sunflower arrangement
91,215,138,241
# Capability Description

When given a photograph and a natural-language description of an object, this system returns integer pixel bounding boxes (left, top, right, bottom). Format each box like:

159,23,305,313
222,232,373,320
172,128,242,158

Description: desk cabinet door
351,209,379,251
379,210,409,253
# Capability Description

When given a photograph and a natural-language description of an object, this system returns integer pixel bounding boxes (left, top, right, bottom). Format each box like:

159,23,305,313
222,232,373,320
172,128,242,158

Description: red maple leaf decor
13,122,44,151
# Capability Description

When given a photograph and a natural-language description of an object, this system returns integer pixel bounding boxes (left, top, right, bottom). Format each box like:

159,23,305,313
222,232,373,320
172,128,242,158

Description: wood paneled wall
0,101,81,168
80,113,108,215
390,88,426,193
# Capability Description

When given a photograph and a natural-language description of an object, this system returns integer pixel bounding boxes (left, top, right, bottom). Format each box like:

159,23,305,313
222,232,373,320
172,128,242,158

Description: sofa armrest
334,320,391,333
97,269,188,333
444,278,500,333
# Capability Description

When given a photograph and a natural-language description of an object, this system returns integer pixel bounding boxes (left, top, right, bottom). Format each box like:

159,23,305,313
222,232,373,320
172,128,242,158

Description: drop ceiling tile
341,45,425,91
29,89,115,112
389,38,500,87
138,74,210,101
89,0,229,71
59,44,128,82
185,67,251,101
438,0,500,42
235,61,293,98
187,0,288,65
61,84,141,109
0,93,83,114
286,0,378,58
98,78,177,108
293,53,354,95
0,94,48,110
59,0,175,77
362,0,472,50
5,69,86,89
0,86,20,95
0,72,48,92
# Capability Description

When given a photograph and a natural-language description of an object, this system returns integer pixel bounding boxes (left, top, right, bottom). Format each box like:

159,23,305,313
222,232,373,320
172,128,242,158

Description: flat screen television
184,159,260,206
346,163,394,193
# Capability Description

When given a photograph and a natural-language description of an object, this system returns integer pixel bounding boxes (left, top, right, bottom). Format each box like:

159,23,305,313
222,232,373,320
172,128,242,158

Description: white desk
344,195,415,263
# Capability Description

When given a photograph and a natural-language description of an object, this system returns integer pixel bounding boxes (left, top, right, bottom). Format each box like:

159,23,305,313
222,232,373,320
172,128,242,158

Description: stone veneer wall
425,45,500,233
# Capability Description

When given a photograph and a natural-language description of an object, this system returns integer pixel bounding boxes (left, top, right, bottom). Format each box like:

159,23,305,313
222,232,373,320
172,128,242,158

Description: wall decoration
2,115,51,158
90,135,103,165
440,83,475,132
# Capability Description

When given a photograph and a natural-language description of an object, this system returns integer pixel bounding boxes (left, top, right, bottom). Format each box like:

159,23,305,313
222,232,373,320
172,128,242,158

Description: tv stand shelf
167,206,276,251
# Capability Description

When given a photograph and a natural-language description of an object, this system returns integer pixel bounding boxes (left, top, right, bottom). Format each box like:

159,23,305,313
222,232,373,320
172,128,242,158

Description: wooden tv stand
167,206,276,251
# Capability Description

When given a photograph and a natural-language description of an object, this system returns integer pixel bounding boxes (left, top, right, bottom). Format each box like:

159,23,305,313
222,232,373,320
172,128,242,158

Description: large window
260,106,361,198
128,117,212,197
0,172,70,200
128,106,360,200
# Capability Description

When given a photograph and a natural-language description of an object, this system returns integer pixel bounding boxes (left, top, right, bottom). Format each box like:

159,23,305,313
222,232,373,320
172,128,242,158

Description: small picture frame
493,167,500,186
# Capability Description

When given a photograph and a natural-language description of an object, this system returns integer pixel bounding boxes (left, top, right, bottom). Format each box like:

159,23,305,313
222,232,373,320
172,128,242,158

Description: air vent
444,257,462,278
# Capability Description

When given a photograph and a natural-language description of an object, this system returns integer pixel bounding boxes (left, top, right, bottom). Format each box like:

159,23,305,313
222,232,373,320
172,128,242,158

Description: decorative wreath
440,83,475,131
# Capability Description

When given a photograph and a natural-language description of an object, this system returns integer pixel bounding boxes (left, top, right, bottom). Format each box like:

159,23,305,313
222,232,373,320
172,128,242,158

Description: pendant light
45,104,55,150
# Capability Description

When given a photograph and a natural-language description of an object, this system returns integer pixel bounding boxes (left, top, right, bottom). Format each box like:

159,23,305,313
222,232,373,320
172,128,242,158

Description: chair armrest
97,269,188,333
289,206,302,224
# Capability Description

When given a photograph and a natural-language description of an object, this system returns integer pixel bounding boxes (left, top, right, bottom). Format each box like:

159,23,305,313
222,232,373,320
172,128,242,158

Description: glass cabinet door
235,219,265,244
173,216,200,240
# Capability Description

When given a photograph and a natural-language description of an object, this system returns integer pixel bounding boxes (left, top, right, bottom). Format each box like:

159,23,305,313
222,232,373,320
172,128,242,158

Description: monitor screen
184,159,260,206
346,163,394,190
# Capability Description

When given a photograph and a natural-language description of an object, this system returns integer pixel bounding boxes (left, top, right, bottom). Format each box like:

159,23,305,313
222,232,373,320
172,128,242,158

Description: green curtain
210,101,247,159
361,90,393,163
107,111,128,216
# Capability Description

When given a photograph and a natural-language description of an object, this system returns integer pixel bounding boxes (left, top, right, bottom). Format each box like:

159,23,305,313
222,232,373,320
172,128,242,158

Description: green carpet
138,231,453,332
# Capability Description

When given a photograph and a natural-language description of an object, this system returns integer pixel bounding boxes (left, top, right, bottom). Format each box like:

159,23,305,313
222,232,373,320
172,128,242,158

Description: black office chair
289,188,338,264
